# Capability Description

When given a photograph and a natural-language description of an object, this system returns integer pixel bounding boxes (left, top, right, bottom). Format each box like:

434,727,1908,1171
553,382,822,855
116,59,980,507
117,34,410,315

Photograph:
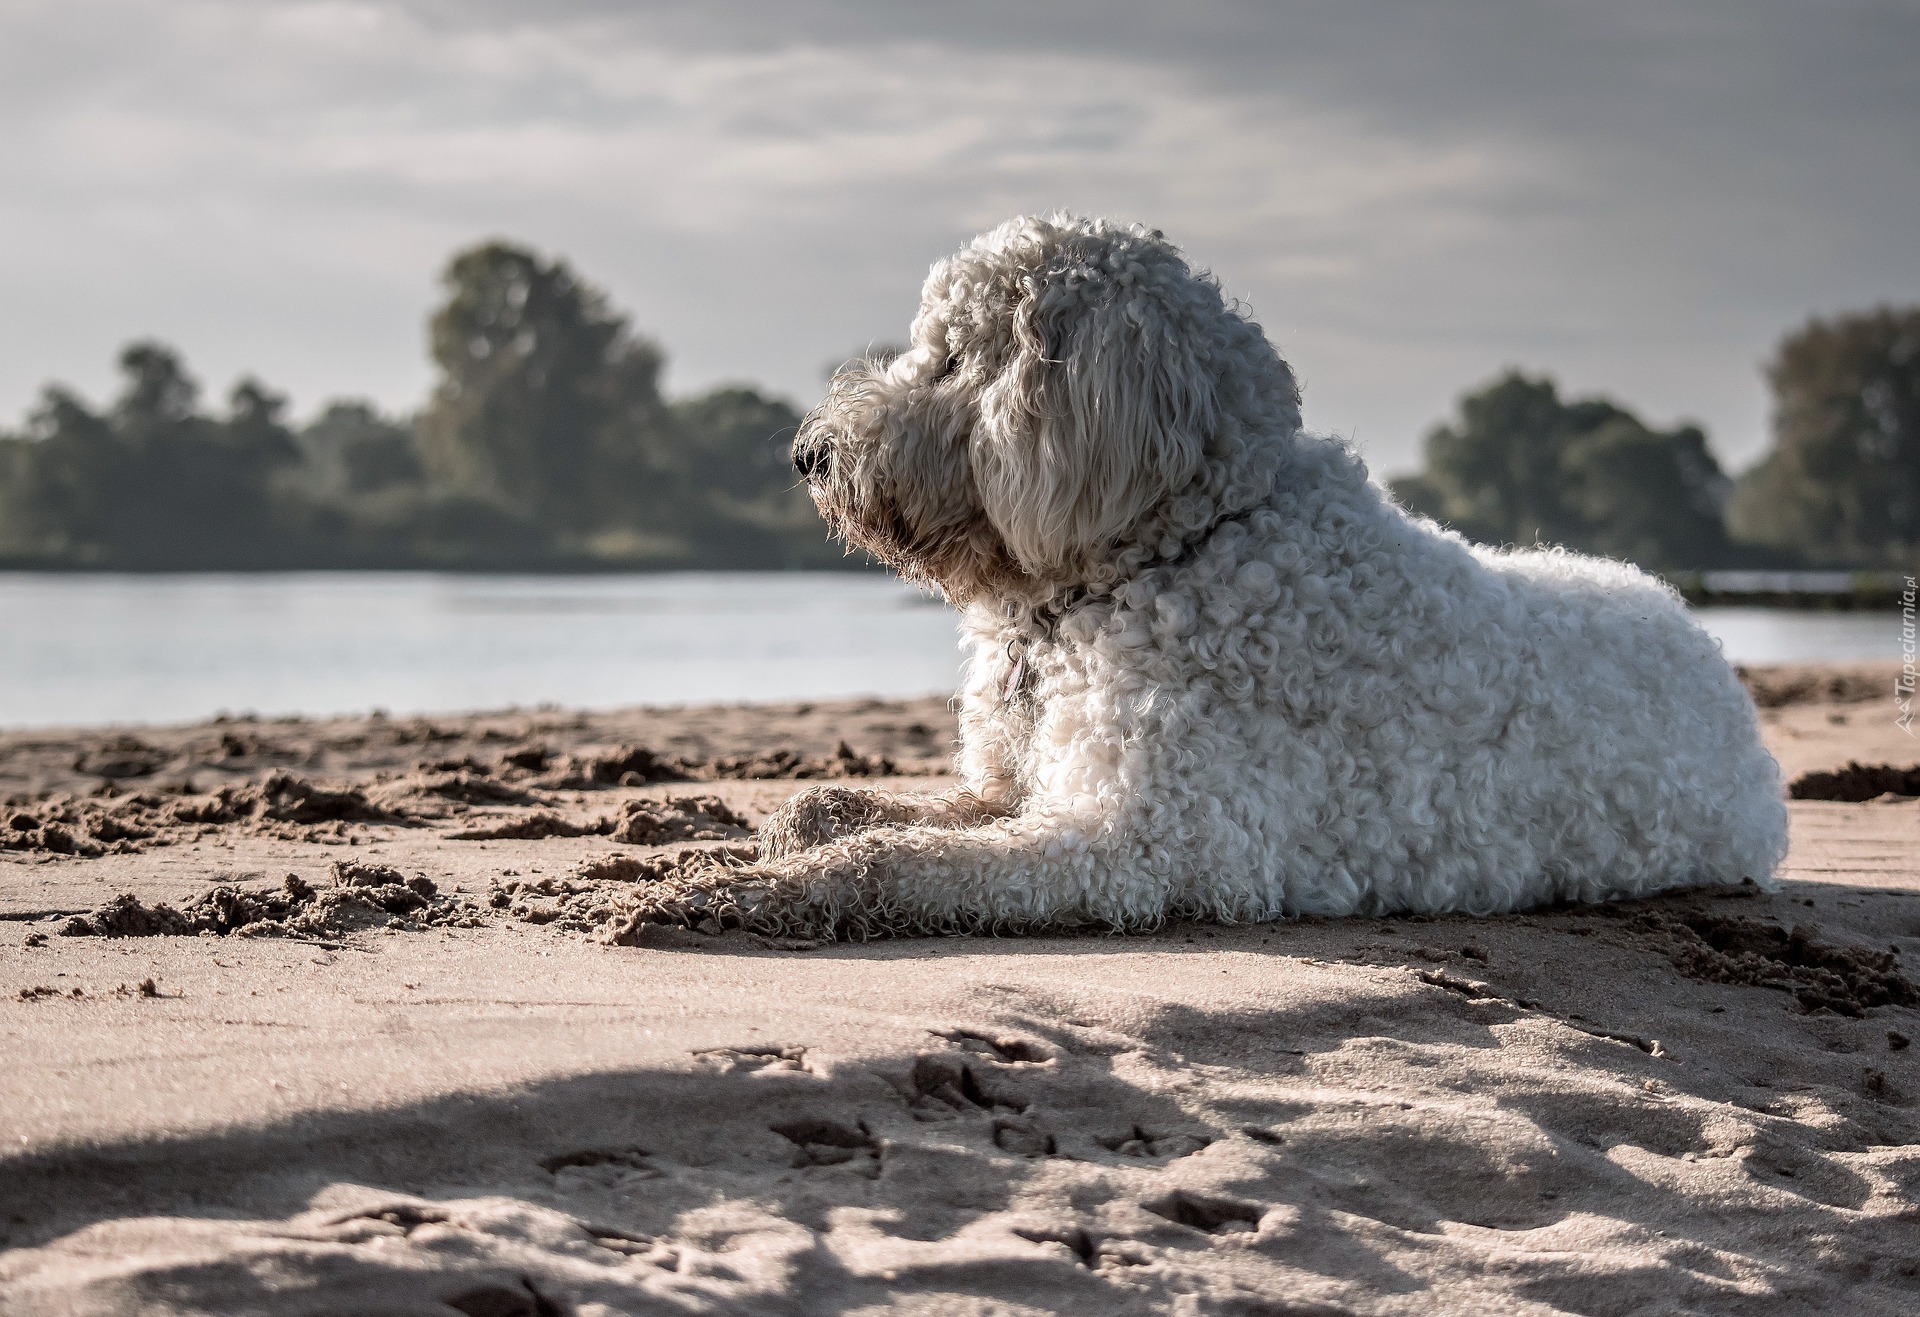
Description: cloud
0,0,1914,472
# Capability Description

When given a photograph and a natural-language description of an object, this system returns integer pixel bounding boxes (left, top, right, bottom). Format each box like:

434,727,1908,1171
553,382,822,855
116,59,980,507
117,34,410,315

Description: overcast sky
2,1,1915,475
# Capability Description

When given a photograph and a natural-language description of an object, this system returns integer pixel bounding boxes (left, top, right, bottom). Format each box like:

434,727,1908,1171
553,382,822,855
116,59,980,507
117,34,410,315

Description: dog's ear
973,277,1213,578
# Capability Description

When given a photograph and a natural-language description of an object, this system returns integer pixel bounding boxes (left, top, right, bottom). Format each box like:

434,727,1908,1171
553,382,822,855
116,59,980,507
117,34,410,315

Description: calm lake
0,572,1904,729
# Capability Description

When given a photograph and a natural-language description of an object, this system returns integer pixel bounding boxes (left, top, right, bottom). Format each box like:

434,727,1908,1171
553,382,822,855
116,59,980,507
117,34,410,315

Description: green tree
0,242,855,570
1390,371,1739,570
669,386,842,567
298,400,423,499
674,387,801,505
1727,306,1920,566
416,241,673,537
0,344,303,567
111,354,302,565
0,386,117,562
1559,418,1731,569
1392,373,1589,546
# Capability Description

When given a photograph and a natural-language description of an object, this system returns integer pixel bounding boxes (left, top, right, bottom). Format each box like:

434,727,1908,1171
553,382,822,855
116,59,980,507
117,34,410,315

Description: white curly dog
625,214,1787,940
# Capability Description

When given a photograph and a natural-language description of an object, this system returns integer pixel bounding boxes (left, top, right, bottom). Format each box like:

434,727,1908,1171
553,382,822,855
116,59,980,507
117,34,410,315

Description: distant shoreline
0,558,885,577
0,560,1908,610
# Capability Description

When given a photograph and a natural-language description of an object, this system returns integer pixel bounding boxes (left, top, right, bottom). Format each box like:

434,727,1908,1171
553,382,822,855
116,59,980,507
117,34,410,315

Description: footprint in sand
537,1147,662,1190
1141,1191,1265,1236
692,1043,809,1072
771,1119,881,1179
1097,1125,1212,1161
934,1028,1055,1064
902,1052,1029,1121
991,1116,1058,1157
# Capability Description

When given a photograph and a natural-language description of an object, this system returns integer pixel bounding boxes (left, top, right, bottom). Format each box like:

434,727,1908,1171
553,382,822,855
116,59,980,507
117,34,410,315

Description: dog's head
795,214,1300,602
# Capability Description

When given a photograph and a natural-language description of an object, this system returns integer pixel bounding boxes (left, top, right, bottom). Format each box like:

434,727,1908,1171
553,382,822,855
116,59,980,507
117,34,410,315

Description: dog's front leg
758,784,1007,860
608,813,1149,941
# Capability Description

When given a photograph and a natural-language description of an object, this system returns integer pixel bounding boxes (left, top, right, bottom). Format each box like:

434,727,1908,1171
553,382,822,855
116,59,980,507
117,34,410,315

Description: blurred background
1,1,1915,726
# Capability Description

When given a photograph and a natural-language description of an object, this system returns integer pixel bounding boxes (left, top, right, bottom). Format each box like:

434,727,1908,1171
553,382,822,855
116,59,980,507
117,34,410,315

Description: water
0,572,964,729
0,574,1905,729
1690,607,1905,666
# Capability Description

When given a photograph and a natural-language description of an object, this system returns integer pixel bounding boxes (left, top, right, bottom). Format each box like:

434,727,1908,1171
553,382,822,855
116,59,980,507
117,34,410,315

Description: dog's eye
932,353,960,383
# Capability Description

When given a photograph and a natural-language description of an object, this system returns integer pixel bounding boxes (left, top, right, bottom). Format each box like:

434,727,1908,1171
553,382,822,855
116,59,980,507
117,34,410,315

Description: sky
1,0,1915,476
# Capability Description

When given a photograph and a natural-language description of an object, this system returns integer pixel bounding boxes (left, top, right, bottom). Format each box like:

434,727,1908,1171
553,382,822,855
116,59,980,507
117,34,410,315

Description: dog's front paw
759,785,898,860
602,864,825,943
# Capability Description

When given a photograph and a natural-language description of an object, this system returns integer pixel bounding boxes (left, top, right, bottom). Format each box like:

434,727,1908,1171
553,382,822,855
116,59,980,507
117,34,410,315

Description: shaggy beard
806,469,1023,607
797,401,1026,607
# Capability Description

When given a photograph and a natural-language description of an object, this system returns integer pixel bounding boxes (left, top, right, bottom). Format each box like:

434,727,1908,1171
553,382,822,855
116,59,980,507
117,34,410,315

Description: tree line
0,242,840,570
0,237,1913,573
1391,305,1920,571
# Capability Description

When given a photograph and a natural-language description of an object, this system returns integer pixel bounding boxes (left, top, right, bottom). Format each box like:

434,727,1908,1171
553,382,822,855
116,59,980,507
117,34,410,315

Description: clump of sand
57,861,486,941
2,694,955,809
1602,892,1917,1016
1790,761,1920,803
609,795,752,845
1738,662,1895,709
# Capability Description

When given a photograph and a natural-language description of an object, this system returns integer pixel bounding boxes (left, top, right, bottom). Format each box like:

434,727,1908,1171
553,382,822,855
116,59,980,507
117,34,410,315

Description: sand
1,664,1916,1314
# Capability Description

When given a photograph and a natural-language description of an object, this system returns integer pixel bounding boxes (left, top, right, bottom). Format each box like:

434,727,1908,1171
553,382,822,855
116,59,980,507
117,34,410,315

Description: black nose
793,444,830,478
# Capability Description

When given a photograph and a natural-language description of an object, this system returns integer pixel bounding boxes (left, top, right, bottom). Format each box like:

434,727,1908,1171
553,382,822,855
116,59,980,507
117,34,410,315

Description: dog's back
956,432,1788,920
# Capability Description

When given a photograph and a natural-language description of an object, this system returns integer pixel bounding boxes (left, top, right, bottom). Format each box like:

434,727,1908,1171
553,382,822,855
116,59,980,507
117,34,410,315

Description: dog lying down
627,213,1787,940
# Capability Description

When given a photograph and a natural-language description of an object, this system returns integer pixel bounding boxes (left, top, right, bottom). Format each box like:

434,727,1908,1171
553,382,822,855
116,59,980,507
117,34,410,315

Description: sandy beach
2,664,1916,1314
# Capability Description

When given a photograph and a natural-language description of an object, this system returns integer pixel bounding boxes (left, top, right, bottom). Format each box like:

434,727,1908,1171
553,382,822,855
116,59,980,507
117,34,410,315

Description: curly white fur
624,214,1787,940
